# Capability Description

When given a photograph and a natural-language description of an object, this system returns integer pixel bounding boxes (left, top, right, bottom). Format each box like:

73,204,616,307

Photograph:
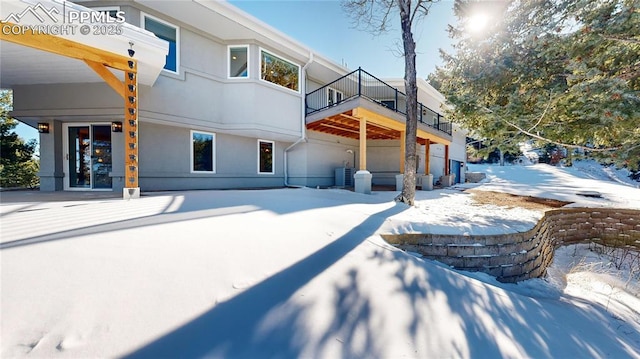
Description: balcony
305,67,452,138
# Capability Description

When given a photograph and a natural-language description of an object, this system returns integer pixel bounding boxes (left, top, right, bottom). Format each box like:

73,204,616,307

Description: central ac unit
335,167,355,187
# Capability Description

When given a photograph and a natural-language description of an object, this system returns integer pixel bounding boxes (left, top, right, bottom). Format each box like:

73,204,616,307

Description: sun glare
467,13,489,33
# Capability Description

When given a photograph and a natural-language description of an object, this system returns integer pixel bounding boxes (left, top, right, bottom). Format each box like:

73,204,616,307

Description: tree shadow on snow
124,225,640,358
364,248,640,358
122,203,406,359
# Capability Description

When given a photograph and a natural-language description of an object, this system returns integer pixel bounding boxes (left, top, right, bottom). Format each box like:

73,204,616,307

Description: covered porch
0,0,168,199
305,68,453,193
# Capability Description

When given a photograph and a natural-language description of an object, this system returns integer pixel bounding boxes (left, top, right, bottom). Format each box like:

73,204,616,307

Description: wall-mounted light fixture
37,122,50,133
111,121,123,132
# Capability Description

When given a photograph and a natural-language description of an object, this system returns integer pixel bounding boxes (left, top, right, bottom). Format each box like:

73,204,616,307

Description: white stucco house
1,0,467,196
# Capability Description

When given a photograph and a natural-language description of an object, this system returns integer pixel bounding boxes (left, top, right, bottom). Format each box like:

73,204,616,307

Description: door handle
66,153,69,160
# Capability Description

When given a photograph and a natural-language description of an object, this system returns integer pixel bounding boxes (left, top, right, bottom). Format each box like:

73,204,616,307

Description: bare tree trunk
395,0,418,206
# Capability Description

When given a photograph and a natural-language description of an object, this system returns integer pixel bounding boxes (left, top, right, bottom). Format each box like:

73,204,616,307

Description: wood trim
353,107,451,145
124,62,139,188
425,139,431,175
444,144,450,176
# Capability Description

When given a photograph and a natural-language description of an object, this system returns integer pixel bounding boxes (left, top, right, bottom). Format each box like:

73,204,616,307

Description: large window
228,45,249,78
258,140,274,174
260,49,300,92
191,131,215,173
142,14,179,73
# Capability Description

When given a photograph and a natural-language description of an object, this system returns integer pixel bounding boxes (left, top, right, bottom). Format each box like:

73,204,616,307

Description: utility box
335,167,355,187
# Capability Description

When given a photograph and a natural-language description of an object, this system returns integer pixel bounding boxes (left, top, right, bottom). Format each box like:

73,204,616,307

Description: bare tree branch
601,35,640,45
527,91,553,132
379,0,394,32
502,118,621,152
411,0,435,25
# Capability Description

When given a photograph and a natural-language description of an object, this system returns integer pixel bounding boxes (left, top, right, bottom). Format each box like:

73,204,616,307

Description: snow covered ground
1,163,639,358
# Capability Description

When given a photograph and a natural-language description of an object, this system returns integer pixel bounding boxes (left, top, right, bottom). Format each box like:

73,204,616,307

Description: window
260,49,300,92
328,88,343,106
380,100,396,110
228,45,249,78
142,14,179,73
191,131,215,173
422,107,438,125
92,6,122,21
258,140,274,174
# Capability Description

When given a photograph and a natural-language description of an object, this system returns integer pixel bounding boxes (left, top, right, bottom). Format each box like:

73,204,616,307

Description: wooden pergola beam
318,123,360,135
84,60,125,98
0,23,132,71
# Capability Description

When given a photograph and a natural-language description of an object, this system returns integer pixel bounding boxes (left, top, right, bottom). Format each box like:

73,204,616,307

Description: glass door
66,125,112,190
91,126,112,189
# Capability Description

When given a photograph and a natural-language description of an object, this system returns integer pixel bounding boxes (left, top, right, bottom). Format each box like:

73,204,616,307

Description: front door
64,124,112,190
451,160,461,184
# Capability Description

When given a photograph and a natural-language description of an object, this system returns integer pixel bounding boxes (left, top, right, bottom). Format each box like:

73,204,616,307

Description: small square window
142,14,179,73
258,140,274,174
91,6,122,20
191,131,215,173
229,46,249,78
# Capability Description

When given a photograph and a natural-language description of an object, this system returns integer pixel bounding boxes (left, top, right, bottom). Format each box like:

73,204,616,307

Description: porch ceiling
306,105,451,146
0,0,168,88
307,110,402,141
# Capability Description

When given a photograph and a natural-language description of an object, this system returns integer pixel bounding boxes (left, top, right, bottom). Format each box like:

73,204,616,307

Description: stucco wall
383,208,640,283
11,7,304,143
138,122,287,191
288,132,358,187
429,144,446,180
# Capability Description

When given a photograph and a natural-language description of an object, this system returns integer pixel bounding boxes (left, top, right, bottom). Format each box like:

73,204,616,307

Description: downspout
284,51,314,187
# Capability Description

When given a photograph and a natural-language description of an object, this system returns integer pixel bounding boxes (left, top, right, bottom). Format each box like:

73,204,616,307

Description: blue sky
14,0,458,143
230,0,457,78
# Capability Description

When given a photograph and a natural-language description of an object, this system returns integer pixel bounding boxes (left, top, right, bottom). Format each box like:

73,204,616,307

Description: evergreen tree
432,0,640,170
0,90,39,188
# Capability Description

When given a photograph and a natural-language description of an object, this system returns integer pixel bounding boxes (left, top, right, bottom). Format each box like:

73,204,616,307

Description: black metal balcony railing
305,67,452,136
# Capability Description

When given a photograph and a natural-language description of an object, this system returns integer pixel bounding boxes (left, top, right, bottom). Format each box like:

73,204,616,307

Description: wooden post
444,144,450,175
425,139,431,174
359,118,367,170
125,61,139,189
399,131,405,174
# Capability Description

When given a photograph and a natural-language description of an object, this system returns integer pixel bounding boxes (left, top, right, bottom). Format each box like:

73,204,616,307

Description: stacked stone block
382,208,640,283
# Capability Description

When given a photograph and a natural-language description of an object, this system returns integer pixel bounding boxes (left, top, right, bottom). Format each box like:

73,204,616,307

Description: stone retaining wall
382,208,640,283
